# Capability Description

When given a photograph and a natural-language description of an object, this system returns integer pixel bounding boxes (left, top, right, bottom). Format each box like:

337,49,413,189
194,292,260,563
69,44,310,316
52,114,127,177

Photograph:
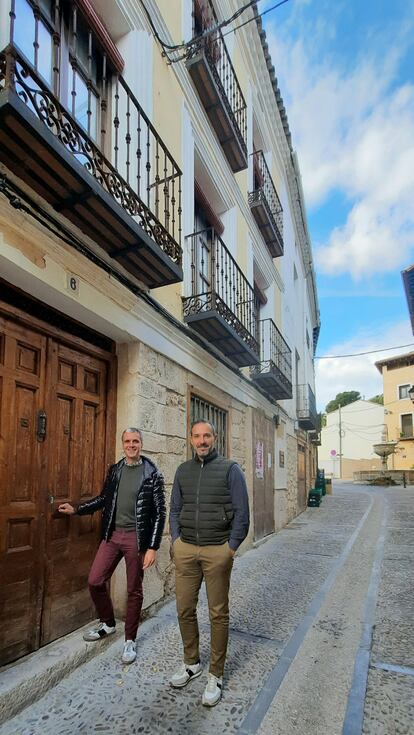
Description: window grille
190,394,228,457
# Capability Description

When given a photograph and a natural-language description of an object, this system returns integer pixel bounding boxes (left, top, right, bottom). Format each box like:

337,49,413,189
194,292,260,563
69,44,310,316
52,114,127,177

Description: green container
308,487,322,507
315,470,327,495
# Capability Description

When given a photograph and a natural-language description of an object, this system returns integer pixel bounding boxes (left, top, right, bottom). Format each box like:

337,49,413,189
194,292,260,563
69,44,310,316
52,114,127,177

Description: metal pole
339,404,342,479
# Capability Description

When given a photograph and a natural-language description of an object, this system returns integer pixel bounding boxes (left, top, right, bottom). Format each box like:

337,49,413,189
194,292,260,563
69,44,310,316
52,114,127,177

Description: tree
369,394,384,405
325,391,361,414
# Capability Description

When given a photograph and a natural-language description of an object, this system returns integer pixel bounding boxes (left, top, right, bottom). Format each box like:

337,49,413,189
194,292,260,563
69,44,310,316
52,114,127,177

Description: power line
315,343,414,359
222,0,290,39
140,0,290,64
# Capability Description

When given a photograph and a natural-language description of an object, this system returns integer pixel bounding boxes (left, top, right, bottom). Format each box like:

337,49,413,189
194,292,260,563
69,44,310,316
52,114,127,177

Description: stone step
0,621,123,725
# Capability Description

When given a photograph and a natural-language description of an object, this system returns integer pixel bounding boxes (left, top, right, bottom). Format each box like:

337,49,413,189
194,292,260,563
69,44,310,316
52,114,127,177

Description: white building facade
319,400,384,478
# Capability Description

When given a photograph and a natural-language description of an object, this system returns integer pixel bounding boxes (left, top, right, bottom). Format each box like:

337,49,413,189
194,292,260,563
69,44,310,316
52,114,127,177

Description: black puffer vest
176,449,235,545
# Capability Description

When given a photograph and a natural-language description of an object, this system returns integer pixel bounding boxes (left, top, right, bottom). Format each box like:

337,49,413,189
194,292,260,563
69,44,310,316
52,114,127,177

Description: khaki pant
173,538,234,677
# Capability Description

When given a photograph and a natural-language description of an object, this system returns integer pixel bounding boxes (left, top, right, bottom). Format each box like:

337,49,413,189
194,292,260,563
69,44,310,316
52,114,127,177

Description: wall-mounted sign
66,272,79,296
255,441,264,479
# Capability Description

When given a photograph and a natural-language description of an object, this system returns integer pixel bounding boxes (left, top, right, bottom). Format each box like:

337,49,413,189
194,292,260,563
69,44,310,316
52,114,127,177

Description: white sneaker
83,622,116,641
170,661,203,688
121,639,137,664
202,673,222,707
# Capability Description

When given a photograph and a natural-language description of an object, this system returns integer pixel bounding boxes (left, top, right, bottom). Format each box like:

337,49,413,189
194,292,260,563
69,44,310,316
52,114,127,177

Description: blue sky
262,0,414,409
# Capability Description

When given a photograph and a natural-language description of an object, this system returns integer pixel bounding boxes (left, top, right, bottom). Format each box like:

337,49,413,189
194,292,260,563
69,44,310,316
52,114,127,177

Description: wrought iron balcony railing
186,0,247,172
250,319,292,400
248,150,283,257
182,228,259,366
297,383,318,430
0,0,182,288
309,431,321,446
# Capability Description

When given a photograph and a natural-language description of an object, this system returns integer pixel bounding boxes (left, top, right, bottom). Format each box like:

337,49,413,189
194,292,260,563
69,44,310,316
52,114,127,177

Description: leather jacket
76,456,166,550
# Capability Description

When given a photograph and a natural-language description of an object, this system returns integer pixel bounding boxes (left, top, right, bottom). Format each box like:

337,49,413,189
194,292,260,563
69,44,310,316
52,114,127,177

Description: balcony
186,0,247,172
308,430,321,446
297,384,318,430
182,228,259,367
248,151,283,257
250,319,292,399
0,2,182,289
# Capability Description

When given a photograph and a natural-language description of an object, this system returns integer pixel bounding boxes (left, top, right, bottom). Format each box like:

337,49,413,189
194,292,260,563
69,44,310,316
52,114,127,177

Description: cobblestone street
1,482,413,735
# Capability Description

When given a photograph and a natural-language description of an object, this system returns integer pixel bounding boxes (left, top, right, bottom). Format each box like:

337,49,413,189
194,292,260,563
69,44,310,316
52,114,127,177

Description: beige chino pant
173,538,234,678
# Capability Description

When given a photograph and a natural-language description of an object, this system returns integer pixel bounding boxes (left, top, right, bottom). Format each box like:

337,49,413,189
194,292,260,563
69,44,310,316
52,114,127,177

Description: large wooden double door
0,308,115,665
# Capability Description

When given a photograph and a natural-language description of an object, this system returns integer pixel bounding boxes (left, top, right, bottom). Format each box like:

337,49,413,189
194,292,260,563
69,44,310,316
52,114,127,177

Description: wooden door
0,311,114,665
252,409,275,541
297,443,306,510
0,317,47,664
41,342,109,645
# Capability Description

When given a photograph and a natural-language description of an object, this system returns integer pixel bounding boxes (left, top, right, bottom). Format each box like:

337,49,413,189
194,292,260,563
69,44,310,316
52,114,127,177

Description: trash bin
326,478,332,495
308,487,322,507
315,469,326,496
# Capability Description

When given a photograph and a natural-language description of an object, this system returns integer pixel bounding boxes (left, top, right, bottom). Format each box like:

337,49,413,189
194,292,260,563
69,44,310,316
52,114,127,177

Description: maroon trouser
88,529,144,640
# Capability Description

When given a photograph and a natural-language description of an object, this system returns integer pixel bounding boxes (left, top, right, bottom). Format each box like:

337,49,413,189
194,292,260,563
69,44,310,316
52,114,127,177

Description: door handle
48,494,55,504
37,410,47,441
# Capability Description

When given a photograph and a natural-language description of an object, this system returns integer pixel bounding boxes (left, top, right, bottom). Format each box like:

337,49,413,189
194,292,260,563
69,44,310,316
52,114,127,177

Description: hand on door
58,502,76,515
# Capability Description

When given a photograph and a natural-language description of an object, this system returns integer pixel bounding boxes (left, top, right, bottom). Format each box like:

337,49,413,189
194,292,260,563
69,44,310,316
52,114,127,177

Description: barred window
190,394,228,457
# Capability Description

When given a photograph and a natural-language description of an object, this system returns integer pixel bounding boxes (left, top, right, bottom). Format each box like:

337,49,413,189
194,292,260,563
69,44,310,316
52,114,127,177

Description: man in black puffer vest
58,427,165,666
169,419,249,707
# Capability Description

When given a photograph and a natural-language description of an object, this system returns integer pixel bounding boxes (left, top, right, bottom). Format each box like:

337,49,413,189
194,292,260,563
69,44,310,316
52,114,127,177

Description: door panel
297,444,306,510
252,409,275,541
0,318,46,664
41,342,108,645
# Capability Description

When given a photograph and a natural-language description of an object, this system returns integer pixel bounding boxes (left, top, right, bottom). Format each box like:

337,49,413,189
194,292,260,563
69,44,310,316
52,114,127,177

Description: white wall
319,399,385,476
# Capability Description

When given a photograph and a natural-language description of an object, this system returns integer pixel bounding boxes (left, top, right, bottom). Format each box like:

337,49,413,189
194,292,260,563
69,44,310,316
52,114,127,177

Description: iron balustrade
251,318,292,387
187,0,247,158
183,228,259,355
249,150,283,251
1,0,182,266
297,383,318,427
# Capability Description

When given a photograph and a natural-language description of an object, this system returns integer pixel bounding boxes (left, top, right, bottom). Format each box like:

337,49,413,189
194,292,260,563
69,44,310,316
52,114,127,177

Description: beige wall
382,363,414,470
341,458,382,479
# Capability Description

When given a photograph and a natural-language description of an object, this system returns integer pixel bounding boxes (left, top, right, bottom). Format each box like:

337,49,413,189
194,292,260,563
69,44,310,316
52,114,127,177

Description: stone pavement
1,482,413,735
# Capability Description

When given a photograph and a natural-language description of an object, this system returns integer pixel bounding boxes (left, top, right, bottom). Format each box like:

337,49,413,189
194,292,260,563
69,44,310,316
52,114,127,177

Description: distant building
402,265,414,334
375,352,414,470
318,400,384,478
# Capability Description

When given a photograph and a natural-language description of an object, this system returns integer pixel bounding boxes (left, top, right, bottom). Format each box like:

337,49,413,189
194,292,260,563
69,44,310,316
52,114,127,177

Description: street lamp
408,385,414,403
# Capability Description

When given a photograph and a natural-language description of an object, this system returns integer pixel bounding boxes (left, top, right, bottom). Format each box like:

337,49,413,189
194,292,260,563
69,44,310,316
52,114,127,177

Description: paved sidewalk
1,483,413,735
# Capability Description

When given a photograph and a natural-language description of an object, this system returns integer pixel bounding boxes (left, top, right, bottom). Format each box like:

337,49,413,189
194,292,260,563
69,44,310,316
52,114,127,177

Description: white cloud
265,8,414,278
315,319,414,411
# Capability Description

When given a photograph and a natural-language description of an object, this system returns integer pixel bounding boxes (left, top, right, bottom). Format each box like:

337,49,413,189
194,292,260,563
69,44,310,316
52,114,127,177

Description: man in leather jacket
58,427,165,664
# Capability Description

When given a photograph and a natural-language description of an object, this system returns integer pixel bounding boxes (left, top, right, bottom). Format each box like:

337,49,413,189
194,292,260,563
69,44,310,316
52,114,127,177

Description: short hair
190,419,217,435
121,427,143,442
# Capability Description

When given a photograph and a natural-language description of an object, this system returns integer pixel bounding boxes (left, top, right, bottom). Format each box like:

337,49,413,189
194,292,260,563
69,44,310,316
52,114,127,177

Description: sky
262,0,414,410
